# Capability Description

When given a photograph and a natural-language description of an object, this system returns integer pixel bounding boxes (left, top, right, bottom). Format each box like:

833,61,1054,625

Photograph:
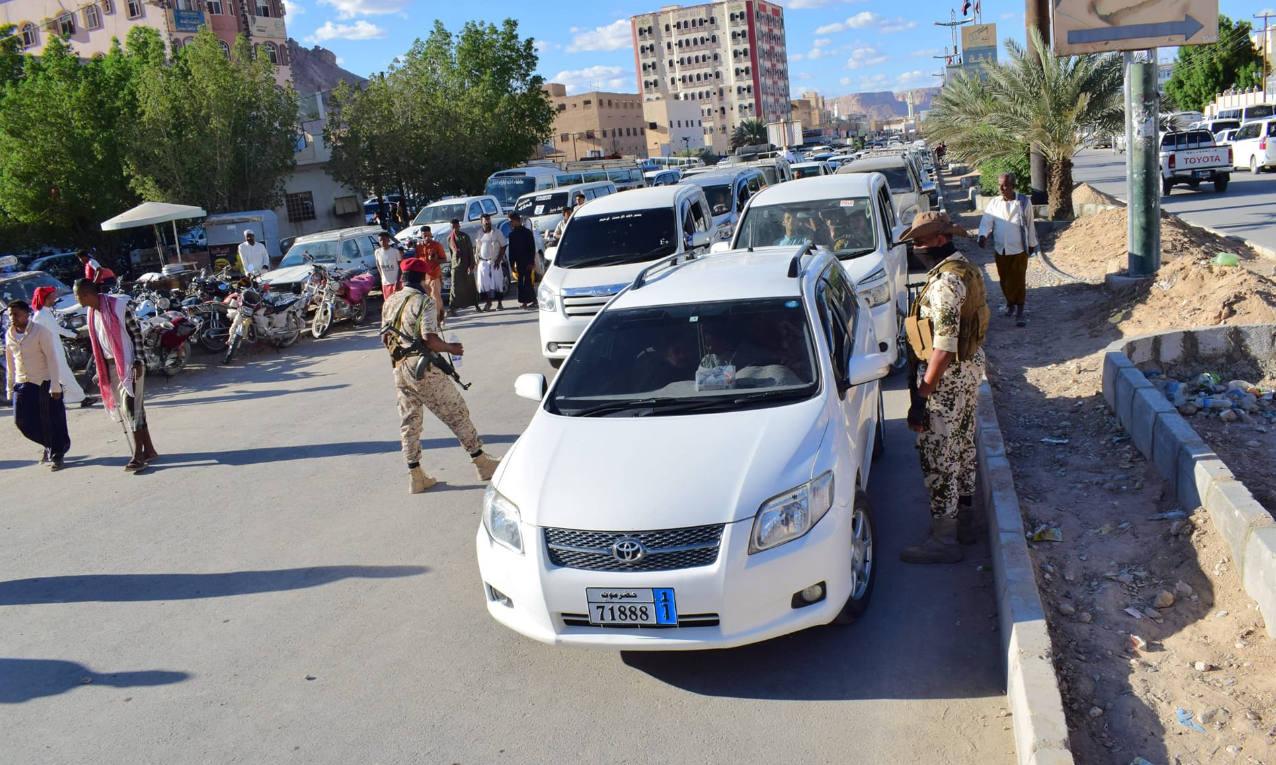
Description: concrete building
543,83,649,161
791,91,831,130
643,97,709,157
1,0,291,84
273,92,363,246
631,0,791,147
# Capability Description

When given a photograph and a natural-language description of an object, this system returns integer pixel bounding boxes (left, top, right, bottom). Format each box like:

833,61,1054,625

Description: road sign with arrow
1053,0,1218,55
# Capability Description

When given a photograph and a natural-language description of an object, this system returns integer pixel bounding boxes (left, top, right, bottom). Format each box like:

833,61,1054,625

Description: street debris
1175,708,1206,733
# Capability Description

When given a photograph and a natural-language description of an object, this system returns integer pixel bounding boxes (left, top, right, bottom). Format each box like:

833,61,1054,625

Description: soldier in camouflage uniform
899,212,989,564
382,258,501,494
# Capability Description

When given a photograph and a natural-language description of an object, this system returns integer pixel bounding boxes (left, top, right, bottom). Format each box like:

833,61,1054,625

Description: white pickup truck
1160,129,1231,194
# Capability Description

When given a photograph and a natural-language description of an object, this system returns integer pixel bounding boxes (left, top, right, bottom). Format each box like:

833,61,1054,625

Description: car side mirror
891,224,911,249
515,373,548,402
848,352,893,386
544,246,557,263
690,230,712,249
922,181,936,194
709,241,731,253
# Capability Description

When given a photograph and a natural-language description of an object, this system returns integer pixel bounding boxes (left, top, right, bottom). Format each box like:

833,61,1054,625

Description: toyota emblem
611,537,647,563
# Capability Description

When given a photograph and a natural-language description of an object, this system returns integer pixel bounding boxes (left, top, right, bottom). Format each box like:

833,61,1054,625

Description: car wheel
1214,174,1229,192
1251,156,1259,174
548,357,564,370
872,388,886,460
832,489,876,625
1161,179,1173,196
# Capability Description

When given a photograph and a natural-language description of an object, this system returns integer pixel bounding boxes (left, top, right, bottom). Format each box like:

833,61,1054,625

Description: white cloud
813,38,833,47
552,65,634,95
895,70,930,89
565,19,632,53
806,47,835,60
316,0,408,19
817,11,915,34
534,40,561,53
797,72,813,81
1000,12,1017,20
304,20,387,42
840,77,851,86
789,52,805,61
911,48,943,58
282,0,304,15
1259,8,1276,15
845,45,887,69
859,73,888,90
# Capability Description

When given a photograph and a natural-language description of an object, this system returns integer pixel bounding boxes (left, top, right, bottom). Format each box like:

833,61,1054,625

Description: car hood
835,251,887,284
543,260,654,295
499,398,830,531
261,265,315,285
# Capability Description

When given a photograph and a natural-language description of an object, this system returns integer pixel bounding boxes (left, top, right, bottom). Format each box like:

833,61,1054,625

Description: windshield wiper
837,247,877,260
569,388,814,418
567,397,694,417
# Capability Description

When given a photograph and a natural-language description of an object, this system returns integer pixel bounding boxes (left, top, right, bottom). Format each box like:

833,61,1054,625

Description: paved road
1073,149,1276,251
1,310,1014,764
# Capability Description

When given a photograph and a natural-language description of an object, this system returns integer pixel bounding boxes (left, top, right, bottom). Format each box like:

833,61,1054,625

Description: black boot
956,495,976,546
900,518,963,564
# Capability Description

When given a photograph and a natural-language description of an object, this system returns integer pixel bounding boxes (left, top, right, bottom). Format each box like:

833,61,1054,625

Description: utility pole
1024,0,1052,204
1126,49,1160,276
1257,12,1274,102
934,10,973,62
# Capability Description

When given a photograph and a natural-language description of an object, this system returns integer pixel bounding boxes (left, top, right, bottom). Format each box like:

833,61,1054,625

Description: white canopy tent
100,202,207,264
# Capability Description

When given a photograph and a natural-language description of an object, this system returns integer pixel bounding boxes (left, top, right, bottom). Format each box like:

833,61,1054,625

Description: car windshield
548,298,818,417
735,198,877,258
0,273,71,307
414,204,466,226
279,239,341,266
554,208,677,269
484,176,538,208
792,166,823,179
514,192,570,217
700,184,734,216
853,166,913,194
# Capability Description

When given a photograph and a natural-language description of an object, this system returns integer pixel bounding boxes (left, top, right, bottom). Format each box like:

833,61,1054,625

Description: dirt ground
952,198,1276,765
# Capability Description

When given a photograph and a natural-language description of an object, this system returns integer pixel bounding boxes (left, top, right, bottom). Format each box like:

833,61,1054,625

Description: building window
207,0,223,13
285,191,316,223
219,39,230,56
264,41,279,65
559,134,568,143
256,0,271,17
19,23,37,48
583,99,592,107
84,4,102,28
101,0,114,13
585,130,595,139
56,12,76,36
126,0,142,18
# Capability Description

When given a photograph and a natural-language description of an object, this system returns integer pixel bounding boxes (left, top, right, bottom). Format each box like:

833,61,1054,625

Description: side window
816,278,850,381
357,236,378,259
689,200,709,232
878,186,898,231
681,201,695,239
1268,122,1276,137
341,238,360,262
824,264,859,325
481,198,499,216
736,182,751,211
1238,124,1259,140
467,202,482,221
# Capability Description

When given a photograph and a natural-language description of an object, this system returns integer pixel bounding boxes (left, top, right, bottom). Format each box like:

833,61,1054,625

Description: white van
645,169,683,186
537,185,714,365
1231,117,1276,173
682,167,767,242
1216,104,1274,124
484,167,562,213
512,181,617,246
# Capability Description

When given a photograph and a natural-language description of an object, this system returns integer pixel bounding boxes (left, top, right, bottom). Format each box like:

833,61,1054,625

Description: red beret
400,257,429,274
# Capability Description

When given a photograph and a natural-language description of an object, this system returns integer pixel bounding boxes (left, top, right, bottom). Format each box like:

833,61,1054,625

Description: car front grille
560,295,612,317
544,524,724,572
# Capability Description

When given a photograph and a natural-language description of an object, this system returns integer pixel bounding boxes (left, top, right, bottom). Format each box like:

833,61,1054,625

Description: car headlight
749,471,835,554
857,268,891,308
537,284,557,312
482,484,524,554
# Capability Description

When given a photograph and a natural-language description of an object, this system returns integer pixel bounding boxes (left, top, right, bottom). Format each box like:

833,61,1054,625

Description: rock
1214,610,1229,618
1154,591,1176,609
1142,607,1161,619
1071,364,1082,375
1088,706,1104,718
1198,707,1220,724
1194,661,1215,671
1175,581,1193,596
1179,402,1199,416
1078,612,1093,623
1117,573,1135,584
1058,602,1076,616
1244,439,1260,448
1226,745,1242,755
1220,409,1239,422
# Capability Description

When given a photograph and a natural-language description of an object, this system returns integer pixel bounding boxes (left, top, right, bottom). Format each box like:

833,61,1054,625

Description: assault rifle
383,324,472,390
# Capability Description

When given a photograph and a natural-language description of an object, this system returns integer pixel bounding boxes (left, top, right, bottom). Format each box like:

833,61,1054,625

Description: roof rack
631,249,696,291
787,242,817,278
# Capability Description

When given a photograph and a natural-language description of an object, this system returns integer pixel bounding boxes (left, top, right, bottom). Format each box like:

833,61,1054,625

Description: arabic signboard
170,9,205,33
1053,0,1219,55
961,23,998,76
249,16,287,38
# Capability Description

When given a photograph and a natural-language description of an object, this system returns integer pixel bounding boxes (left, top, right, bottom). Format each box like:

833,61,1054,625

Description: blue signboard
172,9,205,33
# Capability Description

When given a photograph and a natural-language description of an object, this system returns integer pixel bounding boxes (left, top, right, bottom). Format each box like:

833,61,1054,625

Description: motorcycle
184,268,239,353
309,263,377,338
222,278,310,364
139,309,201,378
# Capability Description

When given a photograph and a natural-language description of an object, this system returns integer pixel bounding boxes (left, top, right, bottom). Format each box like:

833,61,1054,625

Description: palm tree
925,29,1123,220
730,118,768,151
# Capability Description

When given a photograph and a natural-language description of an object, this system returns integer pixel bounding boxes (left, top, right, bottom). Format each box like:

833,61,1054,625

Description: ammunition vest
905,257,989,363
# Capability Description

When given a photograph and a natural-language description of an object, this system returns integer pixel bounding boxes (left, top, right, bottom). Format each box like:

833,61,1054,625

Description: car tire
548,357,564,370
1250,156,1260,174
1215,174,1229,192
832,489,876,625
1161,178,1173,196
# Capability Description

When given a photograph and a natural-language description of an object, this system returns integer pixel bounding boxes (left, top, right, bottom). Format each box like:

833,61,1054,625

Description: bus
484,162,647,212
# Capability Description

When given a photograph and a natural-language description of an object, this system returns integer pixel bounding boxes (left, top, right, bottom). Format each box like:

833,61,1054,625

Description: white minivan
537,185,714,366
512,181,617,247
682,167,767,242
1231,118,1276,174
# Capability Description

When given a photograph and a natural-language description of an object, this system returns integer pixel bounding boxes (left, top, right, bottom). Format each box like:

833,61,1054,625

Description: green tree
126,27,299,213
325,74,404,220
0,24,25,88
925,29,1123,220
0,36,141,245
730,119,767,151
1164,15,1264,113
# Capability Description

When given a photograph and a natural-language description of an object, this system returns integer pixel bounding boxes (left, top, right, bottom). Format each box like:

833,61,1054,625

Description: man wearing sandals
977,173,1036,327
76,279,158,472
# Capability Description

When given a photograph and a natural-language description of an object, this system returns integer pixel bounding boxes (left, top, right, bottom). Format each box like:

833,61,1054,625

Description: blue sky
284,0,1269,98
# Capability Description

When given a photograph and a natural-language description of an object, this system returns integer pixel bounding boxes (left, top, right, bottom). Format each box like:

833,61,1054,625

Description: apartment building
1,0,291,84
642,97,708,157
632,1,791,146
543,83,649,160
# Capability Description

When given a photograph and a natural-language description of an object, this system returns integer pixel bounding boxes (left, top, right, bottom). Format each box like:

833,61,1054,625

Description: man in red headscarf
31,286,91,407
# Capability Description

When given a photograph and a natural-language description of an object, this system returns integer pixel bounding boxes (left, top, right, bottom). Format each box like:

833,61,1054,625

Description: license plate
586,587,677,626
1193,170,1211,178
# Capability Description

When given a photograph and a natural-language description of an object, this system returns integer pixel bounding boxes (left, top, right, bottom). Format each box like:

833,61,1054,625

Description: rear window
1245,105,1274,120
515,192,570,217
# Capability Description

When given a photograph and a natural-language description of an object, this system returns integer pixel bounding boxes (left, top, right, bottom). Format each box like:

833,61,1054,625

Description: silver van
513,181,618,245
682,167,768,242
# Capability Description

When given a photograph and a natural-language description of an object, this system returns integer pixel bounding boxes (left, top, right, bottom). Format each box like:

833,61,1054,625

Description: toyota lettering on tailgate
1182,153,1223,165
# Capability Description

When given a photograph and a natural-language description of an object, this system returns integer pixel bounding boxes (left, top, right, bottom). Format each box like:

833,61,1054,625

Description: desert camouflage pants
916,348,984,519
394,361,482,466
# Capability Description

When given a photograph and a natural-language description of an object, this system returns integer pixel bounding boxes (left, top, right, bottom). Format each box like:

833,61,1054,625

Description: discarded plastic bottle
449,332,462,367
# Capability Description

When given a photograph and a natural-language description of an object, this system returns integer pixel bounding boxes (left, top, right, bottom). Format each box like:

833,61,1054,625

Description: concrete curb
976,380,1075,765
1103,328,1276,637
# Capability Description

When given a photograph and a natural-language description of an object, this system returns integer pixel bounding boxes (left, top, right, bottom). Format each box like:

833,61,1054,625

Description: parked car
513,181,617,247
1215,128,1240,145
837,155,929,225
538,185,714,366
1159,129,1231,194
28,251,82,286
644,169,683,187
477,243,892,649
722,173,911,373
1231,118,1276,174
790,161,832,179
682,167,768,242
263,226,389,292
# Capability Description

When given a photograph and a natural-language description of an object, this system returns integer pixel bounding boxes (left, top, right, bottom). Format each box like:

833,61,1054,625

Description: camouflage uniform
915,255,985,520
382,285,483,466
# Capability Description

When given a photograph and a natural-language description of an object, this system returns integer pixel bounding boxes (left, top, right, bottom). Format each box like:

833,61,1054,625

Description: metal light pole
1126,49,1161,276
1257,12,1274,102
1025,0,1052,204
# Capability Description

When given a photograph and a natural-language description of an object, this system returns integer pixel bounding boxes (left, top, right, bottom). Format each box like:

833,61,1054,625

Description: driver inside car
632,332,699,392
